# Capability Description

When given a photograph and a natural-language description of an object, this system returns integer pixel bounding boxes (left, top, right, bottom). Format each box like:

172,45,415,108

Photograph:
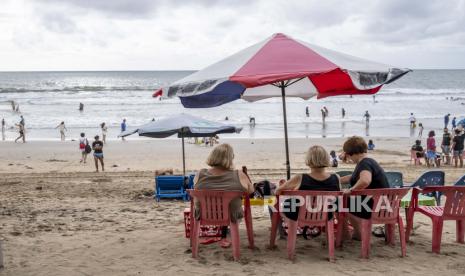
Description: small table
400,191,436,208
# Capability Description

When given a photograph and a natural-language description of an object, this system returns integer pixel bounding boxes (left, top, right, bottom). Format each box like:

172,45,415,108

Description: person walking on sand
444,113,451,129
1,118,5,141
92,135,104,172
79,133,89,163
120,119,127,141
14,123,25,143
55,121,67,141
101,122,108,144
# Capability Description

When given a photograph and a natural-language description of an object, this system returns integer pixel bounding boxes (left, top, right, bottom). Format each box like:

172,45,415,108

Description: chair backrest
156,175,185,191
335,171,352,177
385,171,404,188
188,189,243,225
350,188,410,223
454,175,465,186
411,171,445,188
279,190,342,226
423,186,465,219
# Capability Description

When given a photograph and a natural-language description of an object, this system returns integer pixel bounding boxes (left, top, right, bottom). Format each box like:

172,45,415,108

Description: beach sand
1,138,465,276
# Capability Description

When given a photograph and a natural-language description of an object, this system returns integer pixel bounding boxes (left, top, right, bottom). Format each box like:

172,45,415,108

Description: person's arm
340,175,352,184
275,175,302,195
238,170,254,194
193,172,200,189
349,170,372,191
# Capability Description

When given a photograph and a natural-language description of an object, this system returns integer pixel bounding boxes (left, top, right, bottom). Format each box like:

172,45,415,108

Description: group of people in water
192,136,391,245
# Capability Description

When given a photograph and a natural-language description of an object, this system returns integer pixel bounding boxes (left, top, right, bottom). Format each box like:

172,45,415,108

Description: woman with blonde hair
275,146,341,223
193,143,254,247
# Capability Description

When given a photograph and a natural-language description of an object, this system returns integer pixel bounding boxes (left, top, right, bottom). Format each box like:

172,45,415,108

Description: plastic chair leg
360,219,372,259
286,220,298,260
457,220,464,244
385,224,395,245
191,219,201,258
269,211,280,247
398,218,407,257
431,219,444,254
244,203,254,249
230,222,240,261
335,213,344,248
405,208,414,242
327,220,335,262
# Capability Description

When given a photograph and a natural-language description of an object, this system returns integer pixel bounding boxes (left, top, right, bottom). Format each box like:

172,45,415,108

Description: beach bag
84,142,92,154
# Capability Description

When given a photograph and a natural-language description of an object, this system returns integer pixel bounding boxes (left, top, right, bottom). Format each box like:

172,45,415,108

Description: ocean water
0,70,464,141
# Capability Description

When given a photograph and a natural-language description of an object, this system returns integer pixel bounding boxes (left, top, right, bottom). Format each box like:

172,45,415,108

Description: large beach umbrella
154,33,411,179
119,113,242,175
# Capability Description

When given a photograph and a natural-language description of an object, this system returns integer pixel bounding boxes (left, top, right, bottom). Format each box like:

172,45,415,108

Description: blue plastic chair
410,171,445,205
154,175,187,202
453,174,465,186
385,171,404,188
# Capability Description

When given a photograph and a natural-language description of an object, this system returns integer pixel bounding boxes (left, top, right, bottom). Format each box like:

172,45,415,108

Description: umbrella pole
181,133,186,176
280,82,291,180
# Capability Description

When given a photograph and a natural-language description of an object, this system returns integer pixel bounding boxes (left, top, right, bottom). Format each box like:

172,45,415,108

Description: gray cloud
40,12,77,34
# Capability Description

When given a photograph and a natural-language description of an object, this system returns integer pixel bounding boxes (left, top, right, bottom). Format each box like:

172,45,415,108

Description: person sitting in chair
193,144,254,247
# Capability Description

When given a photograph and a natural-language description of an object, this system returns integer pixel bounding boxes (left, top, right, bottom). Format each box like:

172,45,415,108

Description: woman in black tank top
275,146,341,221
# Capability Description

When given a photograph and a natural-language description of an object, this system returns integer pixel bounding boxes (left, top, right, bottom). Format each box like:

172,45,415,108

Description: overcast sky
1,0,464,71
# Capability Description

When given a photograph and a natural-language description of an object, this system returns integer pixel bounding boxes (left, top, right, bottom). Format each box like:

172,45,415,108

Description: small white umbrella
119,113,242,175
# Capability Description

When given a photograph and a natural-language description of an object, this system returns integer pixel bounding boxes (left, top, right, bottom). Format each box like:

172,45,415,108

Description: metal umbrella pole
280,81,291,180
181,130,186,176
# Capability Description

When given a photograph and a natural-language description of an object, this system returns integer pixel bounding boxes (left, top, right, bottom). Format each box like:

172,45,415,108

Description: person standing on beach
79,102,84,112
444,114,451,129
452,128,464,168
426,130,439,167
79,133,89,163
323,106,329,117
363,111,371,127
101,122,108,144
92,135,104,172
441,128,452,165
409,113,416,128
1,118,5,141
120,119,127,141
418,123,424,138
55,121,67,141
321,108,326,125
452,117,457,130
342,108,346,118
305,106,309,117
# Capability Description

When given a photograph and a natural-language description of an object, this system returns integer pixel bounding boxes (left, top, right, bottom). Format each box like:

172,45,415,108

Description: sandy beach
1,137,465,276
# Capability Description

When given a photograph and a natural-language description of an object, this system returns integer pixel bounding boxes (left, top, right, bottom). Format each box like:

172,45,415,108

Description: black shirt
411,145,423,152
284,174,340,221
350,158,389,189
92,141,104,153
442,133,451,146
453,134,465,151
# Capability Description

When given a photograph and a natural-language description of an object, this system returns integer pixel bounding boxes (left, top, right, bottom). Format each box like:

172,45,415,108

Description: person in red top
426,130,440,167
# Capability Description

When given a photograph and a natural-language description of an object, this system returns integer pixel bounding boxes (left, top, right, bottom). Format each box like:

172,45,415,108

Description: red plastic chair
406,186,465,253
345,188,410,258
187,190,254,261
269,191,342,262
